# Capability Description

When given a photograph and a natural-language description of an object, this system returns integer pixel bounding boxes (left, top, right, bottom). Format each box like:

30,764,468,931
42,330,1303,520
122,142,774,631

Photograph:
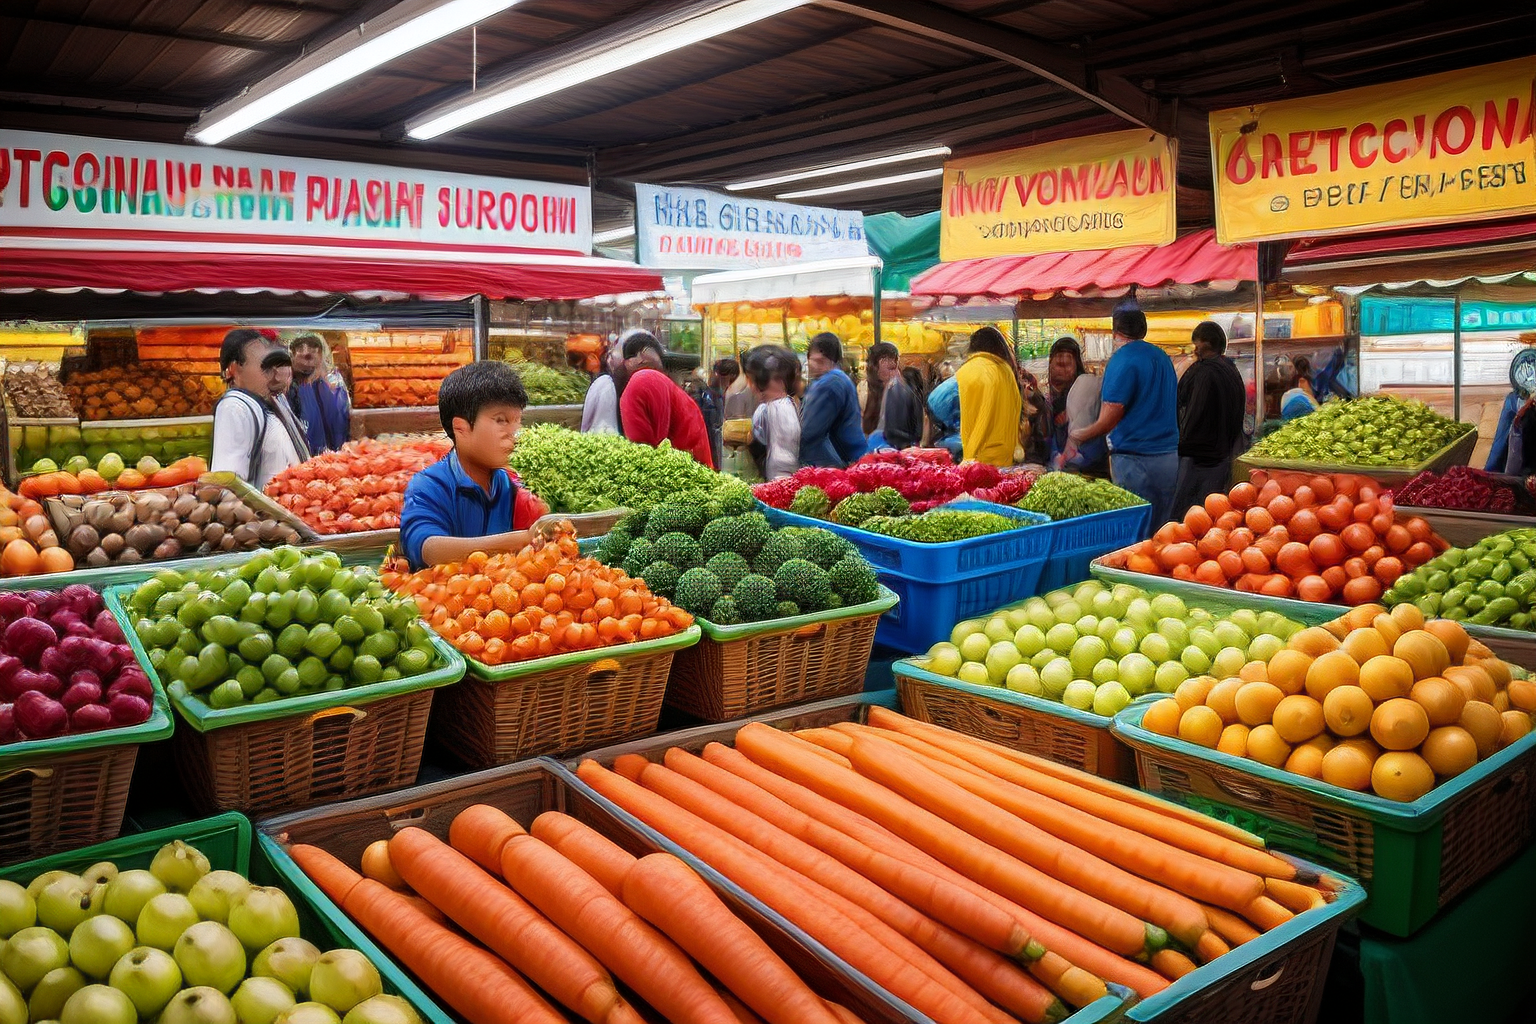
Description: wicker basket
431,628,700,768
895,668,1136,782
0,745,141,866
1128,921,1338,1024
666,587,897,721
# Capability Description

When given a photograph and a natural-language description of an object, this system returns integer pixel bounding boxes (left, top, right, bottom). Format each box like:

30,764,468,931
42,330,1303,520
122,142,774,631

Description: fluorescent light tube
727,146,950,191
776,166,944,200
593,225,637,243
192,0,520,144
408,0,811,140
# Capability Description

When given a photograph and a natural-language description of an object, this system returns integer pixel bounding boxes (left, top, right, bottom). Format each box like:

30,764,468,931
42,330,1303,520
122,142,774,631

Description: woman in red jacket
616,330,714,468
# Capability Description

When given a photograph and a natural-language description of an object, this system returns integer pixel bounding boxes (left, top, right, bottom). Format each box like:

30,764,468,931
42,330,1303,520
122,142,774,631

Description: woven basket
1131,923,1338,1024
173,689,436,818
431,631,696,769
0,745,140,866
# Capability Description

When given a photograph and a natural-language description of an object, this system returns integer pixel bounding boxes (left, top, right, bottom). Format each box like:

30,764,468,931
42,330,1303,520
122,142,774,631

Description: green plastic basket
0,813,450,1023
1236,425,1478,488
102,584,467,734
1113,699,1536,936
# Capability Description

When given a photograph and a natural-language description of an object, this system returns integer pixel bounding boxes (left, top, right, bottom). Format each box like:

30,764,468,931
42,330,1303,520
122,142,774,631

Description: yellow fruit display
1372,752,1436,802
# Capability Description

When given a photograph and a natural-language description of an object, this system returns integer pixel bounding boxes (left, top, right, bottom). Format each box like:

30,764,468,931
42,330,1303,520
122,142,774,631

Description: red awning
0,247,664,301
910,229,1257,299
1282,215,1536,286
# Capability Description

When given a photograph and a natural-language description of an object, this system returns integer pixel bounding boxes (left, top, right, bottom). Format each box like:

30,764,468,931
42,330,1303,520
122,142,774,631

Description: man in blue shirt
400,362,550,570
284,334,351,454
798,333,868,467
1065,309,1180,534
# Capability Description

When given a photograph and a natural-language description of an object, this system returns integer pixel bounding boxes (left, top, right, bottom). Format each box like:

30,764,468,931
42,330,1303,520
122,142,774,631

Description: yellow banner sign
939,130,1177,262
1210,57,1536,244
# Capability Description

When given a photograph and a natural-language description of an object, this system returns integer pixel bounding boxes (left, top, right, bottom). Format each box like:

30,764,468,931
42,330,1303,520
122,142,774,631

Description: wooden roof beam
0,13,296,53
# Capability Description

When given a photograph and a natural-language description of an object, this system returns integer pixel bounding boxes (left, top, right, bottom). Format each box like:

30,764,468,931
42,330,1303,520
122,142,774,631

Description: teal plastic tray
103,583,466,733
0,813,449,1023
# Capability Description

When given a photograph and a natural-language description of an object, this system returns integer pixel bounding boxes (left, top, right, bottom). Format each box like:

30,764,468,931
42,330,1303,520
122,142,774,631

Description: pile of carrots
568,709,1338,1023
381,527,693,665
289,805,861,1024
265,437,451,533
1113,470,1447,605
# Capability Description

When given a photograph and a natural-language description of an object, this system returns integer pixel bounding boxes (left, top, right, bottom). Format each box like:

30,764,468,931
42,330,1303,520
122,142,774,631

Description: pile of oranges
1142,603,1536,801
381,527,693,665
0,484,72,576
267,438,451,534
1117,470,1446,605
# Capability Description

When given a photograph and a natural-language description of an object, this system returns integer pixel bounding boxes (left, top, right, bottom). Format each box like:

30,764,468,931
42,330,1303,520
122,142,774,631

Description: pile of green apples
0,839,419,1024
920,580,1306,717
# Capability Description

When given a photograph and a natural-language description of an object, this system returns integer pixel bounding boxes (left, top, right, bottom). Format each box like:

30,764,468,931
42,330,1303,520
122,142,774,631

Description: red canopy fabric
910,229,1257,299
0,247,663,301
1285,215,1536,266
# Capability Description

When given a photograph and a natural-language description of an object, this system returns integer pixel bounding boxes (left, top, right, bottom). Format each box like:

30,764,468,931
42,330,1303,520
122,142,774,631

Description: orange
1507,678,1536,713
1370,698,1431,751
1174,676,1216,713
1142,698,1183,737
1493,690,1511,713
1409,677,1466,727
0,538,38,577
1266,649,1313,696
1246,725,1292,768
1177,705,1223,748
1239,660,1270,684
1358,655,1414,703
1388,602,1426,633
1459,701,1503,759
1370,614,1402,649
1288,626,1340,657
1422,619,1469,663
36,547,73,574
1232,681,1285,726
1285,736,1333,778
1371,751,1436,802
1420,726,1478,777
1394,630,1451,681
1471,656,1511,689
1499,710,1533,750
1304,650,1359,701
1340,628,1390,665
1443,665,1497,705
1272,694,1326,744
1323,685,1375,737
1217,723,1251,757
1321,740,1376,791
1205,678,1246,725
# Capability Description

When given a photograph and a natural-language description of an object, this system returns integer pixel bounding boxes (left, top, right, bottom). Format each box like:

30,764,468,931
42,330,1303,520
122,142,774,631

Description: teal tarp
864,211,940,293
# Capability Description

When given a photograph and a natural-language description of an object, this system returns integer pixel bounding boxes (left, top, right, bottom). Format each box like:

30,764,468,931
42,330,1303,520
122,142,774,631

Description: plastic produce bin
1036,502,1152,592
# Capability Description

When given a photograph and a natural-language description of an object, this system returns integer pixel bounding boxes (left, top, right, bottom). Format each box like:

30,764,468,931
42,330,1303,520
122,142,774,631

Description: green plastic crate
1236,425,1478,488
0,812,450,1022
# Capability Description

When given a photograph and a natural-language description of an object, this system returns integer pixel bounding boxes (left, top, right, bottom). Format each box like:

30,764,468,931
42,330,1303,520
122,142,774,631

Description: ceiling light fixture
776,166,944,200
407,0,812,140
190,0,521,145
593,225,637,244
727,146,950,191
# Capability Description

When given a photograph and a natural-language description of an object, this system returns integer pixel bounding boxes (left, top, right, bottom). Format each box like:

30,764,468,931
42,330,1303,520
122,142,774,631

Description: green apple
956,662,991,687
1156,617,1190,652
1074,581,1104,606
1052,600,1082,625
1110,627,1140,658
277,1003,341,1024
1046,623,1079,655
1095,616,1121,643
1155,661,1190,694
36,877,104,936
1026,602,1057,631
1190,628,1223,659
188,871,252,926
150,841,210,894
949,620,984,646
78,863,116,889
1039,658,1074,698
1074,614,1100,639
0,926,69,993
308,950,382,1015
1118,653,1157,696
1125,597,1156,629
26,871,75,902
1090,590,1117,617
1091,658,1120,684
67,914,135,979
27,965,85,1020
102,870,166,928
1189,607,1213,624
985,642,1023,685
958,632,992,663
1003,606,1032,631
1093,681,1132,717
1031,648,1058,670
0,880,36,938
1181,645,1212,675
1248,633,1285,663
1062,680,1097,710
1150,593,1188,619
1111,583,1142,612
109,946,182,1019
1214,621,1250,650
343,994,423,1024
59,983,136,1024
1012,625,1047,658
1138,632,1173,664
253,938,321,999
983,617,1014,644
173,921,246,994
1043,588,1073,609
1004,664,1043,696
231,976,298,1024
160,987,238,1024
923,642,963,677
1257,611,1294,638
1069,635,1108,678
1213,646,1248,679
137,894,199,951
0,973,24,1024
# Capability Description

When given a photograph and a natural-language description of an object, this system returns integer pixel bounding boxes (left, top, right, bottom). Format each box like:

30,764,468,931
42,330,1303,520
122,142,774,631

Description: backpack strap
216,390,269,483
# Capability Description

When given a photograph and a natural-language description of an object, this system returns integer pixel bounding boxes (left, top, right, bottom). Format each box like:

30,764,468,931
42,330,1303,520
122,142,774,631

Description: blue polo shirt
400,451,516,570
1100,339,1179,456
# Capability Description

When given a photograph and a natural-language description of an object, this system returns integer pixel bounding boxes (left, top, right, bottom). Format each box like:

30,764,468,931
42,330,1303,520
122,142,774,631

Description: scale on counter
1511,347,1536,398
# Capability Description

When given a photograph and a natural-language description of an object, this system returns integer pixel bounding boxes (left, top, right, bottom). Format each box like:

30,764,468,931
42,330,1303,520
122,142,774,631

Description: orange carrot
735,723,1160,959
1241,896,1294,932
388,827,640,1024
797,727,855,756
498,830,740,1024
287,844,565,1024
719,987,767,1024
576,758,1014,1024
1194,930,1230,965
824,1001,866,1024
635,757,1056,1024
864,711,1295,879
531,812,636,897
701,742,1169,1000
397,892,448,925
1264,878,1326,915
614,753,652,782
847,735,1211,949
623,852,842,1024
1198,904,1260,947
450,803,526,876
1150,950,1198,981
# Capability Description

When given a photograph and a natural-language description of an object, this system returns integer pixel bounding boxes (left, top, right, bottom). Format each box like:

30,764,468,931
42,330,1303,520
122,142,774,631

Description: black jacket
880,378,924,450
1177,356,1245,466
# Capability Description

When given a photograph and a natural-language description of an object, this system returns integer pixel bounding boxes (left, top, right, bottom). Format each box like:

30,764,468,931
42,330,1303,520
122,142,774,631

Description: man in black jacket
1173,321,1246,519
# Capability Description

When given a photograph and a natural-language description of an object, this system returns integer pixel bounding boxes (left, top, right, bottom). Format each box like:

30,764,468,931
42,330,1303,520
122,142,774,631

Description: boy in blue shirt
400,362,550,570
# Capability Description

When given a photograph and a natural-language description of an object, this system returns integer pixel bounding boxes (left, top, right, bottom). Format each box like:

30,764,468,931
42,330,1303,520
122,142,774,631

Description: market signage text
940,130,1177,261
1209,57,1536,243
634,184,866,269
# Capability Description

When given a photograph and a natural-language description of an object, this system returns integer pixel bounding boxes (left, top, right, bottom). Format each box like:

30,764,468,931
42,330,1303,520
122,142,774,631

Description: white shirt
753,396,801,481
1066,373,1103,433
582,375,618,433
211,390,302,490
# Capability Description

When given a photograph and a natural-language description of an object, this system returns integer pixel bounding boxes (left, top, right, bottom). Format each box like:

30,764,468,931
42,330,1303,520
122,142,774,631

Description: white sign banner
634,183,867,270
0,130,591,256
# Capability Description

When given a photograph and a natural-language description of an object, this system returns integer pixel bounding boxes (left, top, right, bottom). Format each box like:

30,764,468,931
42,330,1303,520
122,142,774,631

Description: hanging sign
634,183,867,270
939,130,1177,262
1210,57,1536,244
0,130,592,256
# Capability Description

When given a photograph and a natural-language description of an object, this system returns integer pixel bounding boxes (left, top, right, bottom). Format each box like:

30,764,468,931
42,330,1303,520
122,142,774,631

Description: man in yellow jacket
955,327,1022,466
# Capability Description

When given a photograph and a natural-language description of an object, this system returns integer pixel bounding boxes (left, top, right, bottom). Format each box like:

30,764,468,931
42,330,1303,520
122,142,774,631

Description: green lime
195,643,229,689
173,654,202,689
236,665,266,698
218,580,252,615
200,615,241,648
352,603,385,636
359,632,399,662
322,676,347,692
334,615,364,644
385,602,417,629
317,589,351,622
296,656,328,690
395,648,432,677
350,655,383,685
276,623,309,660
327,645,354,672
238,632,275,663
176,628,202,656
148,617,181,650
293,590,321,625
331,569,364,597
261,653,293,684
239,552,276,582
304,623,341,659
265,591,296,628
148,647,169,673
271,667,301,695
251,688,282,704
380,666,401,682
241,592,269,624
132,579,168,614
254,566,281,593
208,680,245,709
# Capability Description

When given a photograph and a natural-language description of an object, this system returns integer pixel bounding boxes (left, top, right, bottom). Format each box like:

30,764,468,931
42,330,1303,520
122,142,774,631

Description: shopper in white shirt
744,345,802,481
581,340,626,434
210,329,309,489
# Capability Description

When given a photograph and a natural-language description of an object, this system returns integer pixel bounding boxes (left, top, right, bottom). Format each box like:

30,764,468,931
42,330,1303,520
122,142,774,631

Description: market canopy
1282,216,1536,290
864,212,941,294
690,256,883,307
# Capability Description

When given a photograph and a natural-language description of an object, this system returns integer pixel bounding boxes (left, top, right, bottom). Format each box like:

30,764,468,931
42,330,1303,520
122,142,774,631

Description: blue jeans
1111,452,1180,537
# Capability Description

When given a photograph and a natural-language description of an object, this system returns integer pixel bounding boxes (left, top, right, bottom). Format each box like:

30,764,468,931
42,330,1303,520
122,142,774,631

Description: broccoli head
595,526,633,566
639,560,681,598
705,552,751,591
702,512,771,560
788,486,832,519
709,595,742,625
832,487,911,527
774,558,830,610
616,508,648,537
828,555,880,605
620,538,656,578
652,531,703,570
731,574,779,621
644,501,708,539
799,527,856,568
713,484,757,517
673,567,723,616
775,600,802,619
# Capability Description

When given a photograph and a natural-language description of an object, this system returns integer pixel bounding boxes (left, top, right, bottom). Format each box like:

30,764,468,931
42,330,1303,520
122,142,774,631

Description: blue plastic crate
762,499,1051,578
873,560,1048,653
1037,502,1152,592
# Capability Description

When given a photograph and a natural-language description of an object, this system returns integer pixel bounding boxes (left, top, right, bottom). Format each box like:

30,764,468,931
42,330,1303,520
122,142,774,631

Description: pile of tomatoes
381,528,693,665
1120,470,1448,606
266,438,450,534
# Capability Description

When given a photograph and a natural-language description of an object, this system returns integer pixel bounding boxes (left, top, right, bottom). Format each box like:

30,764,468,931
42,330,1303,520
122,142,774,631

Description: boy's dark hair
808,332,843,365
867,342,900,366
1292,355,1312,382
1191,320,1227,354
290,333,324,353
621,329,664,362
1113,308,1149,340
743,345,802,395
219,328,267,373
438,361,528,437
967,326,1012,362
712,357,739,380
